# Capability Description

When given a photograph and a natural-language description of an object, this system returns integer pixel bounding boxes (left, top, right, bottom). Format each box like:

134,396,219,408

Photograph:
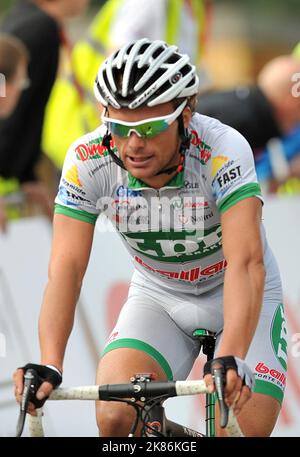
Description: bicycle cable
106,397,144,437
140,394,169,437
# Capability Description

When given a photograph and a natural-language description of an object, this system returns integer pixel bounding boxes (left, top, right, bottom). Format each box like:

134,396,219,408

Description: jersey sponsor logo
116,185,142,197
88,159,113,177
134,255,227,282
64,165,82,187
178,211,214,225
216,165,242,188
123,225,222,263
111,198,148,215
75,139,111,161
62,178,86,195
58,186,91,207
190,130,212,165
255,362,286,387
172,197,209,210
106,331,119,345
212,155,229,177
271,304,288,370
211,159,235,183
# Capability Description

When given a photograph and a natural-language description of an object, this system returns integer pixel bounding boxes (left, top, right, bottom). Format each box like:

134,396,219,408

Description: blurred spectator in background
43,0,213,170
197,54,300,193
198,55,300,154
0,33,29,231
0,34,29,118
255,43,300,193
0,0,89,230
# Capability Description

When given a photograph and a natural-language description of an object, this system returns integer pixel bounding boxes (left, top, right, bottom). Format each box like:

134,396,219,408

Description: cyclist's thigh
216,300,287,436
99,280,201,382
246,301,287,405
97,347,167,385
95,285,199,435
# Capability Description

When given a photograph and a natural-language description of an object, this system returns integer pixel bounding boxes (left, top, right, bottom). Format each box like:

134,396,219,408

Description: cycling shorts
102,269,287,404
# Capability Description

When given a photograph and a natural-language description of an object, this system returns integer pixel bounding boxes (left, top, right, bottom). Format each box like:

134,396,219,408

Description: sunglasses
101,100,187,139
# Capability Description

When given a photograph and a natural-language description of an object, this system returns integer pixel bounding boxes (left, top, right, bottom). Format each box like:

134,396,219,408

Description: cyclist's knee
96,400,135,437
95,348,168,436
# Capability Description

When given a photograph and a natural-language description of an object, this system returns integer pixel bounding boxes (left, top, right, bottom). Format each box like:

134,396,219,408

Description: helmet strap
102,132,127,170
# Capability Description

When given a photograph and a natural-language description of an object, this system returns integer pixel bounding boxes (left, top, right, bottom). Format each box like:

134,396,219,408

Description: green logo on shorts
271,303,288,371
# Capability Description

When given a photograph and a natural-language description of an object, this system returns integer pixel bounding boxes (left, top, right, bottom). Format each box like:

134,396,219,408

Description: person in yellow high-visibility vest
294,41,300,58
43,0,212,170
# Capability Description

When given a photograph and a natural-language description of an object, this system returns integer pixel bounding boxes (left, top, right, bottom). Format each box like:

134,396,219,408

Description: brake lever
213,366,229,429
16,369,39,437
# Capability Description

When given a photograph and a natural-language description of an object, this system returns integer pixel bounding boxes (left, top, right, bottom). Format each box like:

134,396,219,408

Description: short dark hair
173,94,198,114
0,34,29,82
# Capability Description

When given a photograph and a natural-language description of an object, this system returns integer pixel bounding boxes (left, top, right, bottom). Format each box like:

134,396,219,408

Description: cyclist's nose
127,131,146,150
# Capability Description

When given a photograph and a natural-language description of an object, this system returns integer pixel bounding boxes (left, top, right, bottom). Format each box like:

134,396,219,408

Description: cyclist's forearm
217,261,265,359
38,270,82,371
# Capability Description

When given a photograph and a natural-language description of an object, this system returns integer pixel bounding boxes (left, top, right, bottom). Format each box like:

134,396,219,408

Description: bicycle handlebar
17,374,243,437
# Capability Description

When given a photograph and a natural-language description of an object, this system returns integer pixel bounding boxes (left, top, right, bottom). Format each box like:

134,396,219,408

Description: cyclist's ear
182,106,192,128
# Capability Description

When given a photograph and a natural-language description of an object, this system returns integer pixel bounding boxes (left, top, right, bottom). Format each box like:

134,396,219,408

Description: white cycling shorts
103,269,287,404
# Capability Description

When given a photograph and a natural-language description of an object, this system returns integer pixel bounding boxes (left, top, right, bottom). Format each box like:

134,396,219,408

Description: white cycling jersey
55,113,287,403
55,112,278,295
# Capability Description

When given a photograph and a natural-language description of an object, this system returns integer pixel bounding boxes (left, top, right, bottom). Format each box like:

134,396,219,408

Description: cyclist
14,39,287,437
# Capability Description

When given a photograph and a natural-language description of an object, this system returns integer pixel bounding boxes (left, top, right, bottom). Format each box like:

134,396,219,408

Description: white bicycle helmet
94,38,199,109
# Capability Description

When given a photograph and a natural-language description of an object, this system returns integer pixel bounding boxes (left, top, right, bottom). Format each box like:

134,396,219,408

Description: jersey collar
127,169,184,191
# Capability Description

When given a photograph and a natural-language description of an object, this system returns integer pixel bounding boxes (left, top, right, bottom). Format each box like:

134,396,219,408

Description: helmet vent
94,39,199,108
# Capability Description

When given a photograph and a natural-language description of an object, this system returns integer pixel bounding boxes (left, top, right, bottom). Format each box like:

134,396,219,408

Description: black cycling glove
19,363,62,408
203,356,255,390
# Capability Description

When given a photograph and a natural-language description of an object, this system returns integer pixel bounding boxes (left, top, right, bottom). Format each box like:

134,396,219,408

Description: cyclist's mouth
127,155,154,167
